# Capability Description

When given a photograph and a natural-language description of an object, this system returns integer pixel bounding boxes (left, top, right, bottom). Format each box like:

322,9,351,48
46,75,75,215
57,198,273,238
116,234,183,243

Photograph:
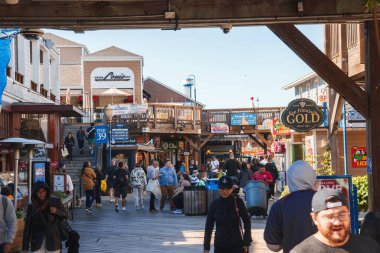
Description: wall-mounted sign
272,118,291,136
258,119,273,130
231,113,257,126
111,104,148,116
211,123,229,133
162,142,178,150
34,163,46,183
95,125,108,144
281,98,325,132
352,146,367,168
91,67,134,89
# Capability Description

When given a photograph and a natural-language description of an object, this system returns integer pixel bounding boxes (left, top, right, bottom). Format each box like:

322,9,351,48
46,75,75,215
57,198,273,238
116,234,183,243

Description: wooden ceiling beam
0,0,374,29
267,23,369,119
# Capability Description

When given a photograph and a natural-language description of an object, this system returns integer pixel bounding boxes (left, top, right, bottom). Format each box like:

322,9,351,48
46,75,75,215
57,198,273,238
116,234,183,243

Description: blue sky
47,25,323,109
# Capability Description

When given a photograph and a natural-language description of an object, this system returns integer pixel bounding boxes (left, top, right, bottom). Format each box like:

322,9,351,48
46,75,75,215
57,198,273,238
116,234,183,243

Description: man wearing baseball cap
204,176,252,253
291,188,380,252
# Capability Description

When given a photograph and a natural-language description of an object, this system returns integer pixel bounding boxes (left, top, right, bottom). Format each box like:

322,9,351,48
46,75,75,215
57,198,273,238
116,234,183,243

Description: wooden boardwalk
68,196,273,253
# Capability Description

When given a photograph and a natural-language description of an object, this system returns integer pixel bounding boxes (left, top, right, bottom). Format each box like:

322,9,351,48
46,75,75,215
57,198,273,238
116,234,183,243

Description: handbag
234,198,250,253
61,146,69,158
100,179,107,192
146,179,161,198
59,219,72,241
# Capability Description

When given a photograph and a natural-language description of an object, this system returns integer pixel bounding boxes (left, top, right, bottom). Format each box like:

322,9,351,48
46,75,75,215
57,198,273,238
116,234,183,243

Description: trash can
206,179,219,211
244,180,268,217
183,185,207,215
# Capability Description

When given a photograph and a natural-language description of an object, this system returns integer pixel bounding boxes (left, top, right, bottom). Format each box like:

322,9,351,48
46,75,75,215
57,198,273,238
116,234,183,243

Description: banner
231,113,257,126
111,104,148,116
351,146,367,168
315,177,350,208
0,38,11,108
211,123,229,133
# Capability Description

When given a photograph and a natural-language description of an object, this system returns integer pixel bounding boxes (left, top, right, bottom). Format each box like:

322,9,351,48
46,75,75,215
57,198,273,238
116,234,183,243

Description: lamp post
104,104,113,166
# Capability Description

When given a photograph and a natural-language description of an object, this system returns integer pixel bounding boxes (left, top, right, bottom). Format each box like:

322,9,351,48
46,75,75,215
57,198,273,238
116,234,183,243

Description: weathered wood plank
268,23,369,119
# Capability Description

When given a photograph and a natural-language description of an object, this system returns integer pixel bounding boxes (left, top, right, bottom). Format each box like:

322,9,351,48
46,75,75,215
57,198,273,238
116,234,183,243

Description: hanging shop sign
211,123,229,133
272,118,291,136
231,113,257,126
352,146,367,168
281,98,324,132
271,141,286,153
111,104,148,116
91,67,134,89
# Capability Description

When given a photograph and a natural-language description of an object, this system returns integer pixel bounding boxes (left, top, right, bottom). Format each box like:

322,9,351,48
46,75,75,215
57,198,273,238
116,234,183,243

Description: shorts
107,179,114,189
114,186,128,199
88,138,95,144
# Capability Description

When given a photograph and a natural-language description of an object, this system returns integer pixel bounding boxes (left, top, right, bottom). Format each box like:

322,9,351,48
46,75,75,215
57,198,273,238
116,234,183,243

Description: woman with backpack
81,161,96,214
113,161,130,212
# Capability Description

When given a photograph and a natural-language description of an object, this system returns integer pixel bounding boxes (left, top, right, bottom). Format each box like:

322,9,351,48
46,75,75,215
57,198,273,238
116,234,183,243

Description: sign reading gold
281,98,325,132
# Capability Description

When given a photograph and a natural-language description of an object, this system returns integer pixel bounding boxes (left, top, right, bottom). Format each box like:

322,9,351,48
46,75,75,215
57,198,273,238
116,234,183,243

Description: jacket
64,136,75,149
81,167,96,191
130,167,147,187
204,196,252,250
225,159,241,177
23,182,67,252
0,196,17,244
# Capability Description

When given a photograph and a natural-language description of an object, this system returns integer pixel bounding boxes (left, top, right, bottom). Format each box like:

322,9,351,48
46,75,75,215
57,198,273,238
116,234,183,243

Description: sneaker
140,205,144,209
173,209,184,214
135,205,139,210
122,207,126,211
115,205,119,212
150,209,158,213
171,209,178,213
85,208,93,214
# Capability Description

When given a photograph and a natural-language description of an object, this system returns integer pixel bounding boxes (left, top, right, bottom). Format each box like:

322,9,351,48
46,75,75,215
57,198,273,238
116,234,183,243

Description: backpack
115,169,127,186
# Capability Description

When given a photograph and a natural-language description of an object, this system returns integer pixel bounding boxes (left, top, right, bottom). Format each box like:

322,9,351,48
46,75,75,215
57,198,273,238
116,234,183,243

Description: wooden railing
40,85,48,98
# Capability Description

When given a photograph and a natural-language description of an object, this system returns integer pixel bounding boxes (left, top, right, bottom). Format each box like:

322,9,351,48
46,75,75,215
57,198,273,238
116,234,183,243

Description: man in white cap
264,160,317,253
291,188,380,252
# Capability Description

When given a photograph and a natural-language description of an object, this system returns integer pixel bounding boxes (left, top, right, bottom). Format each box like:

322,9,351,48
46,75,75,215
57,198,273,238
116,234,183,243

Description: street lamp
186,74,196,106
104,104,113,166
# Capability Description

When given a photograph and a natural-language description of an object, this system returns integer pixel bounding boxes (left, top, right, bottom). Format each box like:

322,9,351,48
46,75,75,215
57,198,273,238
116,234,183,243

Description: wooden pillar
194,136,201,165
365,21,380,211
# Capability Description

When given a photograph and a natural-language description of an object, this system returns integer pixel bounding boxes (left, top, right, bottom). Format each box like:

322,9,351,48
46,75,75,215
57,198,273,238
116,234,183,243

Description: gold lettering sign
281,98,325,132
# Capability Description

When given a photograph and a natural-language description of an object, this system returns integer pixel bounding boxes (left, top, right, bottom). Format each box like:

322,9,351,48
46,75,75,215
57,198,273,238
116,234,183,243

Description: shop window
20,114,48,142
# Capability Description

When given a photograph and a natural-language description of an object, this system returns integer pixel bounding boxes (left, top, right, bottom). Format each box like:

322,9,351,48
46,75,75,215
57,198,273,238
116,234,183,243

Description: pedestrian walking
172,173,191,214
158,160,177,211
105,159,118,203
22,181,67,253
238,162,253,189
86,123,95,155
64,132,75,161
291,188,380,253
224,153,241,178
113,161,130,212
76,126,86,155
80,161,96,214
265,157,279,198
203,176,252,253
0,188,16,253
94,167,102,208
130,162,147,210
208,156,219,178
147,160,160,212
264,160,317,253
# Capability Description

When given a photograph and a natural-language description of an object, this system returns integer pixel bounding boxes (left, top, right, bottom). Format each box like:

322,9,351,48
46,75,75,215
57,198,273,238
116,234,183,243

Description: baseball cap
218,176,233,189
311,188,348,213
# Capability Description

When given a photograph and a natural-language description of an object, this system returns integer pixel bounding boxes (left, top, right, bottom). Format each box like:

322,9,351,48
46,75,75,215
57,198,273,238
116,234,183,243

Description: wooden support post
365,21,380,211
267,23,369,119
183,135,199,151
200,134,215,149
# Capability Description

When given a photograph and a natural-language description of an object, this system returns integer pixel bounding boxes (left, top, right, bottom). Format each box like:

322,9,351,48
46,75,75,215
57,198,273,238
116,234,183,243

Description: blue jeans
85,189,95,209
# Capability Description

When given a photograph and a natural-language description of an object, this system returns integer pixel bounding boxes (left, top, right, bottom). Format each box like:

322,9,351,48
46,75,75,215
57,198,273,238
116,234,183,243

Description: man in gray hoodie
264,160,317,253
0,194,17,253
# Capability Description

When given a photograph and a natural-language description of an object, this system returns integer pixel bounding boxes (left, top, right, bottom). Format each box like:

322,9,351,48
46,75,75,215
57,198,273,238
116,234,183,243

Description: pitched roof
44,33,84,47
86,46,142,58
282,72,318,90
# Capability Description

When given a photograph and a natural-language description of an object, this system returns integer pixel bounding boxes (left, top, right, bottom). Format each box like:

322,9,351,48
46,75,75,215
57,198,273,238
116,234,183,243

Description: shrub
352,175,368,212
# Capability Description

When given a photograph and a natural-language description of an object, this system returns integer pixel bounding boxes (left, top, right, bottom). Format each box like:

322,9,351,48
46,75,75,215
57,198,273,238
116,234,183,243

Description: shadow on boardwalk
69,196,272,253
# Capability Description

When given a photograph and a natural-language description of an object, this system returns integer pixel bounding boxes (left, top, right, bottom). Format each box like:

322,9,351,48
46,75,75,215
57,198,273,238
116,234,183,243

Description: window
40,50,43,64
20,114,48,142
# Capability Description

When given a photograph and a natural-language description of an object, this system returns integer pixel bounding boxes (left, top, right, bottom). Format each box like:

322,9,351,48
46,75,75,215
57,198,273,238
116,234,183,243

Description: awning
137,144,161,153
11,102,85,117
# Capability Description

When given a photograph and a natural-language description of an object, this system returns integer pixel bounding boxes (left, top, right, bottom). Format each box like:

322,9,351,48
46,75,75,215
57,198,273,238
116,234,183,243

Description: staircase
61,123,95,184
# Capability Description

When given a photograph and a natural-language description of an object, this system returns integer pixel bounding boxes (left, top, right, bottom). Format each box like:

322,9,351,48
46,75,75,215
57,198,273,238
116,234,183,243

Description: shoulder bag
234,198,249,253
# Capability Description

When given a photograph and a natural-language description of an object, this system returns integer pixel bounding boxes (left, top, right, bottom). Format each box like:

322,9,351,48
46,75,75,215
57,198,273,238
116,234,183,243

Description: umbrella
101,88,132,104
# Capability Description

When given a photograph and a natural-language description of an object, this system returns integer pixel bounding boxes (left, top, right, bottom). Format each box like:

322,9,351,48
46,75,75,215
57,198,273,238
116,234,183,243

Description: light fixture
5,0,18,4
104,104,113,122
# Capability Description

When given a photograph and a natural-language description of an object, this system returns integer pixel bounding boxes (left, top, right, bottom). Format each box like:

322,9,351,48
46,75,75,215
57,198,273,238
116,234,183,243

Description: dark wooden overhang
0,0,376,30
11,102,85,117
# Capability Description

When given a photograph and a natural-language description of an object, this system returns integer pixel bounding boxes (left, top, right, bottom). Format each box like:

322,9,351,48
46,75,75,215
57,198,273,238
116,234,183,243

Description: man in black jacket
265,157,279,198
204,176,252,253
224,154,241,178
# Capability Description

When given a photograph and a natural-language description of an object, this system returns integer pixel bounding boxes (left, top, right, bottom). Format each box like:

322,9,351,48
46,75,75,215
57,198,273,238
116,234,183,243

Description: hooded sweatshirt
264,160,317,253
